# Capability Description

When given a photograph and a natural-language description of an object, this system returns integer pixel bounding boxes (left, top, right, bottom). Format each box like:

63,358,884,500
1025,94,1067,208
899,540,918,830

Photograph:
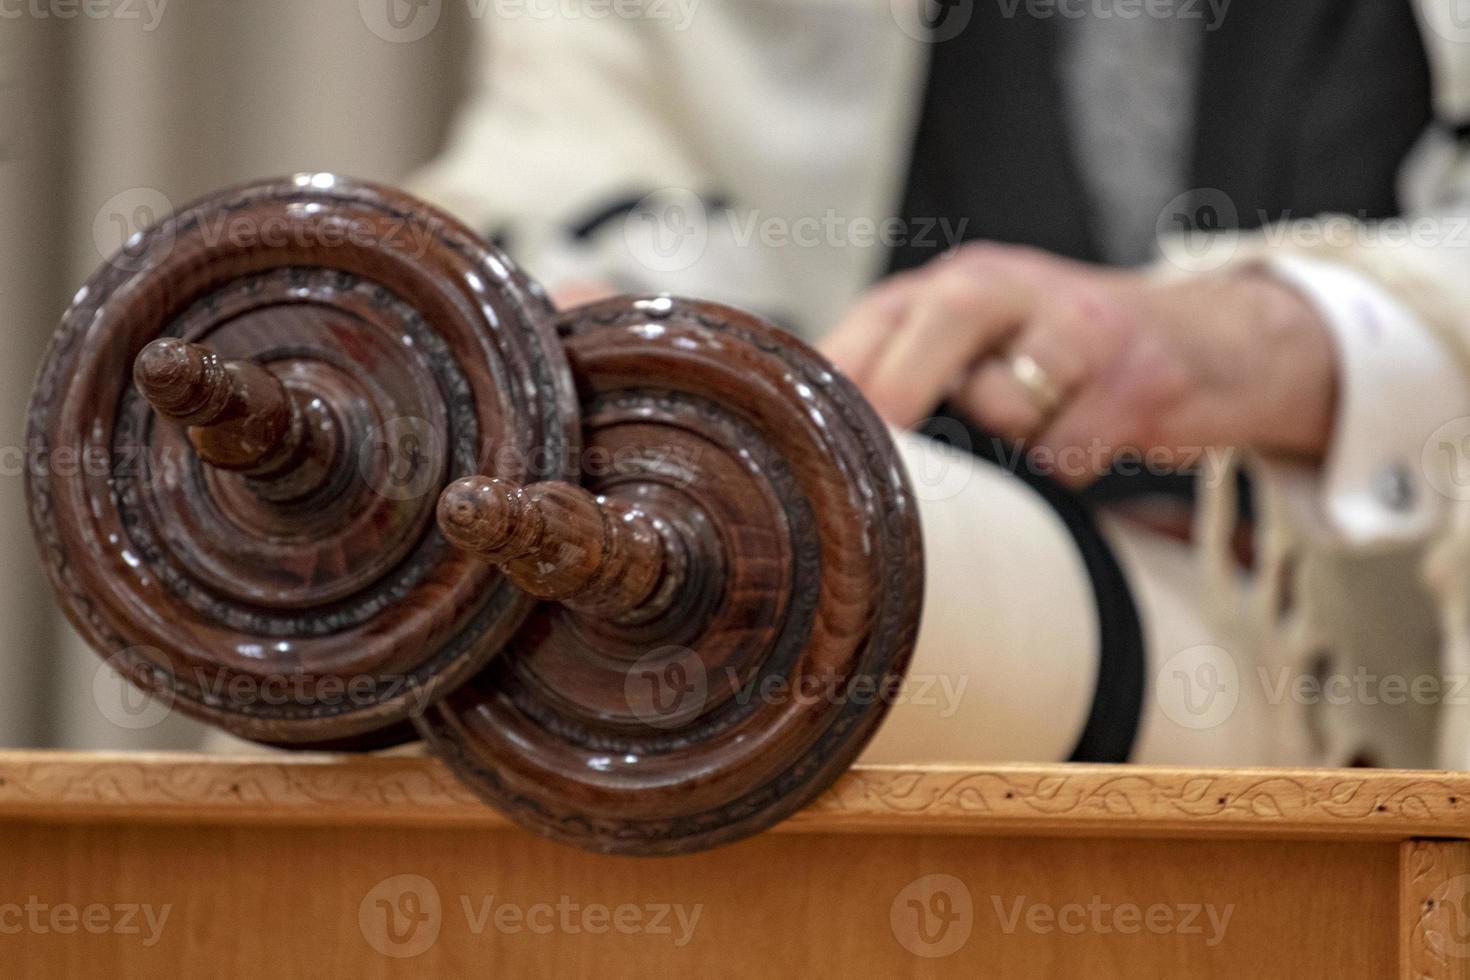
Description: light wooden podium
2,751,1468,978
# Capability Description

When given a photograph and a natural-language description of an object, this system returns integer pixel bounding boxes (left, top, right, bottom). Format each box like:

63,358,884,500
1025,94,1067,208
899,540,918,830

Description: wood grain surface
1402,839,1470,980
3,751,1470,841
0,822,1400,979
1,752,1465,978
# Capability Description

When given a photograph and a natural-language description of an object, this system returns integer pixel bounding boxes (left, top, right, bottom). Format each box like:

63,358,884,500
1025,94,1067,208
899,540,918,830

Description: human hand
549,279,620,310
820,243,1336,486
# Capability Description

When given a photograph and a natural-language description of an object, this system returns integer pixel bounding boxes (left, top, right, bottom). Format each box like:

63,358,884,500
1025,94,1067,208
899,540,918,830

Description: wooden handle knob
438,476,675,620
133,338,323,489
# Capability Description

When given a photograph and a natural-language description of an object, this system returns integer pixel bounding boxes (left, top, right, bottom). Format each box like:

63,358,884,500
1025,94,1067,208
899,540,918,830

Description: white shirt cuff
1255,255,1470,546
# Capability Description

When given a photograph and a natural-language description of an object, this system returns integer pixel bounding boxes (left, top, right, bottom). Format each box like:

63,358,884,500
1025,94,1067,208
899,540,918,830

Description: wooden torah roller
420,297,924,854
26,175,580,747
27,175,924,853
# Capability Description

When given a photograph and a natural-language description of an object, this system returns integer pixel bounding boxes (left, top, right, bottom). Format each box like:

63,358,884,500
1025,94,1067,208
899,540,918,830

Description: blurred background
5,0,1462,760
0,1,475,749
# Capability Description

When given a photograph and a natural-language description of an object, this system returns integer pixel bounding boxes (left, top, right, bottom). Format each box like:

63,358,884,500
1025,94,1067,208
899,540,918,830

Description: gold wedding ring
1009,353,1064,416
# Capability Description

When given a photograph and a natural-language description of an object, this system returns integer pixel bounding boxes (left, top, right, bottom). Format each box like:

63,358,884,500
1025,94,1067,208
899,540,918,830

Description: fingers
1032,390,1136,488
548,279,620,311
960,360,1047,441
1032,311,1193,487
827,248,1223,489
957,319,1091,442
862,265,1037,428
818,273,924,385
1033,351,1169,489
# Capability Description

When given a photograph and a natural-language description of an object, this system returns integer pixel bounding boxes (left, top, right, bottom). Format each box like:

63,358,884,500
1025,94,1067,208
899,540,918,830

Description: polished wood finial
438,475,673,620
133,338,307,478
33,176,581,748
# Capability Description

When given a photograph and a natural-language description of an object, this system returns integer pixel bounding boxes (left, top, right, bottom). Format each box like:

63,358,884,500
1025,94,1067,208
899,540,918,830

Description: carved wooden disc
418,296,924,854
25,175,580,744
